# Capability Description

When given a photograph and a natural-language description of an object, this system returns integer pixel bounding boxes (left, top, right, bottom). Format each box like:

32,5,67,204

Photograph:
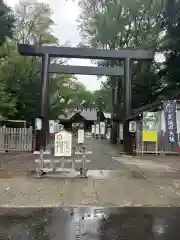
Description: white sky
6,0,104,91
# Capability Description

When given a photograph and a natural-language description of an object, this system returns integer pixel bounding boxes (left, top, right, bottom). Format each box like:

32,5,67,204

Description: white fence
0,126,33,152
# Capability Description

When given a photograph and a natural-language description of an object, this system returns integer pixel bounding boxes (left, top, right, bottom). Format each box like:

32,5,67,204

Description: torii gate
18,44,153,154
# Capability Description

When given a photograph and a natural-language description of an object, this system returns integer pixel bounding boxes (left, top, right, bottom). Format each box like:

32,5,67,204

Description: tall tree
77,0,164,108
0,0,61,123
0,0,14,46
0,1,15,120
75,0,165,145
14,0,58,45
93,82,112,112
159,0,180,98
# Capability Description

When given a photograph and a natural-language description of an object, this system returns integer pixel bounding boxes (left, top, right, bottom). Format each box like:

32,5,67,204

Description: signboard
100,122,105,135
78,129,84,144
129,121,137,133
54,131,72,156
91,125,95,134
119,124,123,140
49,120,55,134
163,100,178,144
142,112,160,142
35,118,42,130
142,131,158,142
95,124,99,134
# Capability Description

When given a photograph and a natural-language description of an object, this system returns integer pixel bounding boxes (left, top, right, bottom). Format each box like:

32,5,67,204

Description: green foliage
159,0,180,99
0,1,15,119
93,82,112,112
0,0,15,46
0,0,93,123
77,0,167,110
14,0,58,45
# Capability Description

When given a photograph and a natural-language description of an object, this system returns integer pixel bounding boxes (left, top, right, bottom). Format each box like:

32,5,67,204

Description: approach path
0,137,180,207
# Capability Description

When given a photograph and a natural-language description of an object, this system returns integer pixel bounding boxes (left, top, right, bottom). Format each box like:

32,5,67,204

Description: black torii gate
18,44,153,154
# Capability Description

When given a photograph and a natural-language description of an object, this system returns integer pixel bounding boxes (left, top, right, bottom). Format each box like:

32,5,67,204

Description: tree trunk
123,120,133,155
110,84,118,144
110,120,118,144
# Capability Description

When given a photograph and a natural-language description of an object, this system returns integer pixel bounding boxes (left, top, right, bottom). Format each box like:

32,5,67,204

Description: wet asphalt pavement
2,140,180,239
1,207,180,239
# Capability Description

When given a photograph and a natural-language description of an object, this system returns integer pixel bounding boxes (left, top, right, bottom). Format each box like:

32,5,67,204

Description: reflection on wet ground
0,207,180,239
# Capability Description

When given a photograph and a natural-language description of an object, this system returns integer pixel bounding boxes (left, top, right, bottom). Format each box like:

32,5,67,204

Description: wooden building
58,108,111,132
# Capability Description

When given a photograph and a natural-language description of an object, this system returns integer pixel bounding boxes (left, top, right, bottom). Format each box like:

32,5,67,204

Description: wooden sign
49,120,55,134
54,131,72,156
91,125,95,134
78,129,84,144
95,124,99,134
100,122,105,134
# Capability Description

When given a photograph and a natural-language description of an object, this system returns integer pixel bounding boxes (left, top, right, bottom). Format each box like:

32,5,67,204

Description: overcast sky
6,0,104,91
6,0,164,91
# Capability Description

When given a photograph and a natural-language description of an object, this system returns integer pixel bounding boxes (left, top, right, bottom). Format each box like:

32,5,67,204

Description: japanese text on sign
167,114,175,142
54,131,72,156
164,101,178,144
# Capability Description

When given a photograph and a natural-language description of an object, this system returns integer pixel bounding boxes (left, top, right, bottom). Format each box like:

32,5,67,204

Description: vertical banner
49,120,55,134
95,124,99,135
91,125,95,134
100,122,105,135
163,100,178,144
78,129,84,144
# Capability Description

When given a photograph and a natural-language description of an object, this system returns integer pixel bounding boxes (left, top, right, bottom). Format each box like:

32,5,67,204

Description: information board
49,120,55,134
95,124,99,134
54,131,72,156
78,129,84,144
100,122,105,134
91,125,95,134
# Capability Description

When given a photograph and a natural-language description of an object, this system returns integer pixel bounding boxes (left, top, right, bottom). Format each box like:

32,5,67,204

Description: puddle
131,171,147,180
0,207,180,239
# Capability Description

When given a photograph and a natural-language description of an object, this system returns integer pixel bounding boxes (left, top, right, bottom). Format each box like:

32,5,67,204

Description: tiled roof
58,109,97,121
80,109,97,121
58,109,111,121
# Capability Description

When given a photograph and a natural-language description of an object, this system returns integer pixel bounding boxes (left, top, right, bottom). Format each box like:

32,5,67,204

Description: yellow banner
142,131,158,142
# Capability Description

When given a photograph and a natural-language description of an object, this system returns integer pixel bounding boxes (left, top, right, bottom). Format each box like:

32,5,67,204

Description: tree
49,75,94,119
14,0,58,45
77,0,164,108
0,0,14,46
74,0,166,146
0,0,68,123
159,0,180,99
93,82,112,112
0,1,15,120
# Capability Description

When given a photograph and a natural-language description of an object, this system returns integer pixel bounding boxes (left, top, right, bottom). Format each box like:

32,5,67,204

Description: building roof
80,109,97,121
58,108,112,121
58,109,97,121
58,112,76,120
